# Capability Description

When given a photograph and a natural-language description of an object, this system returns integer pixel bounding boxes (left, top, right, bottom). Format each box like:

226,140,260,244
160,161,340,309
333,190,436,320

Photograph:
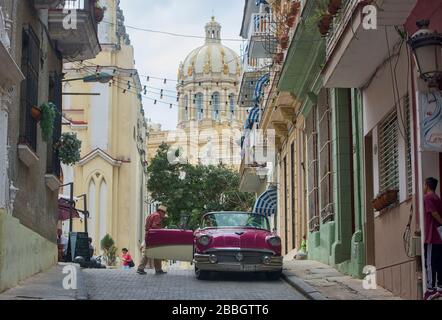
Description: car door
145,229,194,262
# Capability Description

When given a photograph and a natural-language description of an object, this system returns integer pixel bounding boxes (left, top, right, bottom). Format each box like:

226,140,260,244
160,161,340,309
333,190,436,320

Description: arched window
88,179,96,243
229,94,236,120
184,95,189,120
212,92,220,120
196,93,204,120
99,179,107,242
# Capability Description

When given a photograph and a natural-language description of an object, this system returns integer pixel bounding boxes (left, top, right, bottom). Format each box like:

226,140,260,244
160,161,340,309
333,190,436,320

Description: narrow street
83,269,306,300
0,265,305,301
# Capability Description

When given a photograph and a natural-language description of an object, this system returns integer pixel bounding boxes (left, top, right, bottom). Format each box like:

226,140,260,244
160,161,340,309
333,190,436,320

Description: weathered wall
0,210,57,293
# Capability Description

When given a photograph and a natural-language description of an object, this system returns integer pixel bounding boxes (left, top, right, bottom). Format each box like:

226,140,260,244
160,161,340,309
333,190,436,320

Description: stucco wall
0,210,57,293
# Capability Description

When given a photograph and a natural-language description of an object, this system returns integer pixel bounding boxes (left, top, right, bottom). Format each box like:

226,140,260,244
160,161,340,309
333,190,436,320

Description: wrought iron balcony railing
325,0,360,60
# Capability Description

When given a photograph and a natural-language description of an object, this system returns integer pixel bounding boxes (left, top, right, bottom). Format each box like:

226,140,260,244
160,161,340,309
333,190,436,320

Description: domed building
148,18,246,168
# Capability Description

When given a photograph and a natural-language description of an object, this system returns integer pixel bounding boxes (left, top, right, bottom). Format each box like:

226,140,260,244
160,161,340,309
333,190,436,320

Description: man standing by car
137,205,168,275
423,177,442,300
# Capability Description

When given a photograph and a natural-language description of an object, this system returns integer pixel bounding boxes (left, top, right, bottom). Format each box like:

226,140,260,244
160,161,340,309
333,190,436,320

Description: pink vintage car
145,211,283,280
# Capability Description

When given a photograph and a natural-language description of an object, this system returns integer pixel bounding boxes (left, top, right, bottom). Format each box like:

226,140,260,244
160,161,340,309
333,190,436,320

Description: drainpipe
410,53,425,299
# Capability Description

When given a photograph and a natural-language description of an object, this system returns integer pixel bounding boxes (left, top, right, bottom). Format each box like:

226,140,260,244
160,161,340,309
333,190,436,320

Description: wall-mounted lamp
408,20,442,88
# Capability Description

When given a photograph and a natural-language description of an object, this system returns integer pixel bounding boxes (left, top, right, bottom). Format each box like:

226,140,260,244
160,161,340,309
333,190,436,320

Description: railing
325,0,360,60
249,13,276,37
55,0,98,30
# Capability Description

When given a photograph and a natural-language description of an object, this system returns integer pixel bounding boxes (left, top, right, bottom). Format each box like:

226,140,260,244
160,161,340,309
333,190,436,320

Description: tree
147,143,255,230
100,234,117,266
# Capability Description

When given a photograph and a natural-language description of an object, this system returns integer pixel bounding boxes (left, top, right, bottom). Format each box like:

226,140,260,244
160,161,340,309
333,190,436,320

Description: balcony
48,0,101,61
248,13,278,59
238,55,272,108
33,0,65,9
323,0,418,88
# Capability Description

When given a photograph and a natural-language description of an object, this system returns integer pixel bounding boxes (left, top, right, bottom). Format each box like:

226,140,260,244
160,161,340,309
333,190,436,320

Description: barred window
19,25,40,151
196,93,204,121
318,95,333,223
379,109,399,193
212,92,220,120
404,95,413,196
306,106,319,232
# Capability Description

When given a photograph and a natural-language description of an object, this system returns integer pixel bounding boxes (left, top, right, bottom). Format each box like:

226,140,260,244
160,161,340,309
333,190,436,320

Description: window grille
379,109,399,193
404,94,413,197
318,97,333,223
306,106,319,232
19,25,40,151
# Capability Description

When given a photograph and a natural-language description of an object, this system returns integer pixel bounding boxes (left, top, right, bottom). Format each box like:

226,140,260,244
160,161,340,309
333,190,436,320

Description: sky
119,0,246,130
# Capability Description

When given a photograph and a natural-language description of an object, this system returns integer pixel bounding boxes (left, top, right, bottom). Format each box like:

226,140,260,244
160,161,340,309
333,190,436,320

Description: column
0,91,9,210
331,88,353,265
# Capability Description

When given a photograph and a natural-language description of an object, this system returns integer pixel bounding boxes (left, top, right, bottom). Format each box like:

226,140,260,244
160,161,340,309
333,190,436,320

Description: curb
282,272,328,300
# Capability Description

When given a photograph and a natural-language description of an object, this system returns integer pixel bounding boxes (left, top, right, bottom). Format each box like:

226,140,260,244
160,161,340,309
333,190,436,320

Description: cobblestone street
83,269,306,300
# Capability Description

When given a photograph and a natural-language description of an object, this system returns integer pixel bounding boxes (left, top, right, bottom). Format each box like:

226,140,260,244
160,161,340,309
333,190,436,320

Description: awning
58,198,80,221
253,73,270,103
244,105,260,129
253,185,277,216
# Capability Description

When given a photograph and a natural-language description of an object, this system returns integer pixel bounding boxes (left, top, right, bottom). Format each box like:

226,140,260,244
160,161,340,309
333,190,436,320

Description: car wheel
195,267,210,280
265,271,282,281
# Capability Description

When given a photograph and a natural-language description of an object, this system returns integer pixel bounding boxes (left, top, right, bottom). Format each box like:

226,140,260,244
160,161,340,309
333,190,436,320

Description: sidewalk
282,259,401,300
0,263,86,300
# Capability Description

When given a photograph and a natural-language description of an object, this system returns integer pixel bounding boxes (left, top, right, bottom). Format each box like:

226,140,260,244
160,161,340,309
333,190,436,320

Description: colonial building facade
147,18,247,168
0,0,101,292
61,0,148,264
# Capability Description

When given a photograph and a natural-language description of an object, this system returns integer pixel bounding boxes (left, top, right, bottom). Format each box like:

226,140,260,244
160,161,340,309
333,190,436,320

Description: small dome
178,17,241,84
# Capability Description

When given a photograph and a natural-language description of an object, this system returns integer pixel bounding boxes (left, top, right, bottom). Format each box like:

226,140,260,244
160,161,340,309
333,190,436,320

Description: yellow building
61,0,148,264
147,18,246,168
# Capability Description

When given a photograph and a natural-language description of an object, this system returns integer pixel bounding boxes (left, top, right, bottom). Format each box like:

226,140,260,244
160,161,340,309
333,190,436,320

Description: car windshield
201,213,270,230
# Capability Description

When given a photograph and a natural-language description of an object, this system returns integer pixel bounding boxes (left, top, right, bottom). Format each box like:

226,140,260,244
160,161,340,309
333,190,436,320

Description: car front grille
214,251,266,264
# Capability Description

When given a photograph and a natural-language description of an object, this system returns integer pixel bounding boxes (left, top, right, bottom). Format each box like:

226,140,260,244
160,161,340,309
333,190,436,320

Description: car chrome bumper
193,253,283,272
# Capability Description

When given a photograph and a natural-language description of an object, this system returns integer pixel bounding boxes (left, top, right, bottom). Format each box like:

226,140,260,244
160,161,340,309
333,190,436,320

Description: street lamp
408,20,442,87
62,72,114,84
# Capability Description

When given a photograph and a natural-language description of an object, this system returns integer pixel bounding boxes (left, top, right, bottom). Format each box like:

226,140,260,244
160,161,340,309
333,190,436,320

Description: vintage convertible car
145,211,283,280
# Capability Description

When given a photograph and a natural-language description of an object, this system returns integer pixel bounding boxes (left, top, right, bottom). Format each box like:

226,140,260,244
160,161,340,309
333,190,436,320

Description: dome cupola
178,17,241,85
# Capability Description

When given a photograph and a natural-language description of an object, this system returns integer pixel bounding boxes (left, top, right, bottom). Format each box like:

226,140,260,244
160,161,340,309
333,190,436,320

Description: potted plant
55,132,82,166
372,189,399,211
94,1,106,23
286,14,297,28
280,35,289,49
289,1,301,16
39,102,56,142
274,52,284,64
318,13,333,36
100,234,117,267
328,0,342,15
31,105,41,121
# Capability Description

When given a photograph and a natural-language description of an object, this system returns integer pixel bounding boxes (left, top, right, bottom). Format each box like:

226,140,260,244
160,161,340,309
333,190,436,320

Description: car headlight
209,254,218,264
198,235,211,246
267,236,281,247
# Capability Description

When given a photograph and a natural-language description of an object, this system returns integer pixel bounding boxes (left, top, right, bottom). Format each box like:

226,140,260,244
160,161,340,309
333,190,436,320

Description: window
379,109,399,193
196,93,204,121
404,94,413,196
306,106,319,232
318,95,333,223
229,94,235,120
184,95,189,120
212,92,220,120
46,72,62,177
19,25,40,151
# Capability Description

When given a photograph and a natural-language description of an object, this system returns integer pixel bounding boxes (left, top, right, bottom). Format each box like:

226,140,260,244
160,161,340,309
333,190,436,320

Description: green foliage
100,234,117,266
56,133,82,166
147,143,256,230
39,102,56,142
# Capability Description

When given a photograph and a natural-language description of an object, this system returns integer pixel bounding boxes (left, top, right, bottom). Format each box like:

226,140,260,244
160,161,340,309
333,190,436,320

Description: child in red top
121,248,134,270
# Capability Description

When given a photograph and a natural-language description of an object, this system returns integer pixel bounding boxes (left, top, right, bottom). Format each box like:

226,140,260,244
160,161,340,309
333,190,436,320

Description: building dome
178,17,241,84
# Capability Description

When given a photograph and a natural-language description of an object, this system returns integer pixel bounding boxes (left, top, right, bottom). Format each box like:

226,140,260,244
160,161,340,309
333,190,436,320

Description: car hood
202,228,273,250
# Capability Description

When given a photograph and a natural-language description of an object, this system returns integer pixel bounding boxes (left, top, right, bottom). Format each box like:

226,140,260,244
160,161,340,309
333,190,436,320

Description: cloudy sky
119,0,245,130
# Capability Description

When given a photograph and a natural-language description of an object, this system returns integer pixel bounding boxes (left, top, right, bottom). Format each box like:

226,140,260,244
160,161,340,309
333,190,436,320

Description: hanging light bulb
164,78,167,84
147,76,150,82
